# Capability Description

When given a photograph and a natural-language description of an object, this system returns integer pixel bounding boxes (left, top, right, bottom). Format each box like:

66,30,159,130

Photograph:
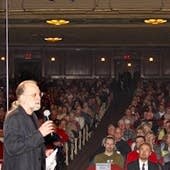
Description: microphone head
43,110,51,117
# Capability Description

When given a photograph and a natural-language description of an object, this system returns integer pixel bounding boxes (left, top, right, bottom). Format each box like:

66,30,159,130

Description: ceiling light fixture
44,37,62,42
46,19,70,26
144,18,167,25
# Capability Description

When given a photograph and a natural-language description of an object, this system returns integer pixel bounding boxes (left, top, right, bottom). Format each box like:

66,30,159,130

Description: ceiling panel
0,0,170,47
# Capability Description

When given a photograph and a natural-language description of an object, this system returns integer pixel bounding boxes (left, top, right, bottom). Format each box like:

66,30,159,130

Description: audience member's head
118,119,125,131
103,136,116,155
135,136,145,150
142,122,152,134
107,124,115,136
145,131,155,145
114,127,123,141
124,119,131,129
138,143,152,161
136,126,145,136
164,132,170,146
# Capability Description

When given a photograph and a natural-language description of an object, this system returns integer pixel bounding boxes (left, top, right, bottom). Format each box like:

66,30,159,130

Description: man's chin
33,105,41,111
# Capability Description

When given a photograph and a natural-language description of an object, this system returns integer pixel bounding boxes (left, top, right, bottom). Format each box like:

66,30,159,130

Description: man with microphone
3,80,55,170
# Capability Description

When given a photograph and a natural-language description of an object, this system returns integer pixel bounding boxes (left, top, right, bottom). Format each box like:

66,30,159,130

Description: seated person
161,132,170,170
127,143,159,170
114,127,131,158
93,136,124,169
145,131,162,164
126,136,158,166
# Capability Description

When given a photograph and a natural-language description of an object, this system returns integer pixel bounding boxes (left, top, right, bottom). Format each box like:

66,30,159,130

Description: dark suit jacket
116,139,131,158
3,106,45,170
127,159,159,170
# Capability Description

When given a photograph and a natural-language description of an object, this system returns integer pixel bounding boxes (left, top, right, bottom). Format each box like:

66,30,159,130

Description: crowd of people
91,80,170,170
0,77,170,170
0,78,113,169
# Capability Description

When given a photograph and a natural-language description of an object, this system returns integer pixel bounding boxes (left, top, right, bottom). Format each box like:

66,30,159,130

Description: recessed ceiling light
144,18,167,25
46,19,70,26
44,37,62,42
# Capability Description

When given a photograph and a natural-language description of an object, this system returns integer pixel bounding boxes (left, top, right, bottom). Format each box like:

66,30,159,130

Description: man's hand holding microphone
39,110,55,137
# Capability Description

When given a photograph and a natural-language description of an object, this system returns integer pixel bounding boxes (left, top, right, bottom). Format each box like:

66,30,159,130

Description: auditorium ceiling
0,0,170,47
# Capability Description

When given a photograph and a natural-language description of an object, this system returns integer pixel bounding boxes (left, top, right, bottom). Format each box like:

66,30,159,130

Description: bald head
16,80,37,99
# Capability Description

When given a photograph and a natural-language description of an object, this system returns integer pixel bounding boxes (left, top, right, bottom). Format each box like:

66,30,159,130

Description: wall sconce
127,62,132,67
100,57,106,62
50,57,56,62
149,57,154,62
0,56,5,61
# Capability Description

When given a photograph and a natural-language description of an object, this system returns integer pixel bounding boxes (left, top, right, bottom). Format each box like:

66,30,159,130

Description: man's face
104,139,115,153
136,129,144,136
136,137,145,149
166,134,170,145
139,144,151,161
22,83,41,112
107,126,115,136
114,128,122,140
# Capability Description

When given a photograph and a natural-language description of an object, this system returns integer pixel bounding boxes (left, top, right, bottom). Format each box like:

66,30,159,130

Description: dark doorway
115,59,141,81
15,59,41,82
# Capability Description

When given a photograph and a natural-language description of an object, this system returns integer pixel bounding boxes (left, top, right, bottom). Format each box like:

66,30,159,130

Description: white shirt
159,111,165,118
139,159,148,170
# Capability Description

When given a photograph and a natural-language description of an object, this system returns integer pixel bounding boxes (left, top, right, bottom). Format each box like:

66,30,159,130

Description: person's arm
116,154,124,168
126,163,133,170
4,116,54,156
4,116,45,156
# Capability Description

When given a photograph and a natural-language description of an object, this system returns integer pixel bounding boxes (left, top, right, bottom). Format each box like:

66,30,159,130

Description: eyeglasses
23,92,44,98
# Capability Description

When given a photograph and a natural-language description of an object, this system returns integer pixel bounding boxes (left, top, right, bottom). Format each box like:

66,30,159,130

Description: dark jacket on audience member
116,139,131,158
127,159,160,170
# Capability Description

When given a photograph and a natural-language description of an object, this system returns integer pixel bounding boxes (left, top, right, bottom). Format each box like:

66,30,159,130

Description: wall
0,47,170,80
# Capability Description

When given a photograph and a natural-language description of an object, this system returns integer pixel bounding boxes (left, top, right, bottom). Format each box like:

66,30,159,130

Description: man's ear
18,95,24,103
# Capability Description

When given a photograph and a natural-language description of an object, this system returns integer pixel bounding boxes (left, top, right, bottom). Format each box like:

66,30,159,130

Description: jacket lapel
136,160,140,170
148,161,153,169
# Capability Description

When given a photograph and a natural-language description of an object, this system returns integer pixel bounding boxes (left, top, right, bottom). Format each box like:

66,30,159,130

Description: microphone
43,109,51,121
43,110,53,136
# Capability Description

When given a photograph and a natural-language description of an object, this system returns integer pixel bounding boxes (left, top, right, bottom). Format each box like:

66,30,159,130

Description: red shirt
56,128,69,143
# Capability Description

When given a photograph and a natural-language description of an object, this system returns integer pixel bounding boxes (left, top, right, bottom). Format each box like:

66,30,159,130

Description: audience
91,79,170,170
161,132,170,170
0,78,112,169
0,78,170,169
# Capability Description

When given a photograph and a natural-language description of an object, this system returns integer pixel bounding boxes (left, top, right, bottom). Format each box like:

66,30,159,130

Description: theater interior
0,1,170,170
